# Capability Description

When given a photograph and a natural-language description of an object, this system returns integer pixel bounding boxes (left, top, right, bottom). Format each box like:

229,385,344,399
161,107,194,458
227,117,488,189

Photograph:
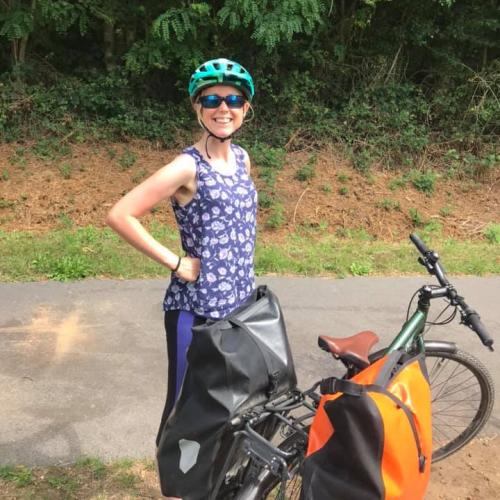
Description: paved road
1,276,499,466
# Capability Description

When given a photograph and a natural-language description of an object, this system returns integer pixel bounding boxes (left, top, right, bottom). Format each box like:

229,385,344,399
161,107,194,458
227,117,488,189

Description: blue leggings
156,310,204,445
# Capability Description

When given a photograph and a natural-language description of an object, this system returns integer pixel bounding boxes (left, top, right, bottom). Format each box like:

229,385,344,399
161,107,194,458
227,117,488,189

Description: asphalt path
1,276,499,466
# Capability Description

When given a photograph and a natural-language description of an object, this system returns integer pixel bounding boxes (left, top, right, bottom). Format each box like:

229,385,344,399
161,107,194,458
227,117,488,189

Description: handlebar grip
410,233,430,256
467,312,494,350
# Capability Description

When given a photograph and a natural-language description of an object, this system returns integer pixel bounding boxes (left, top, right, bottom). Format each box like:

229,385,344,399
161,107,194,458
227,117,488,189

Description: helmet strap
198,118,242,159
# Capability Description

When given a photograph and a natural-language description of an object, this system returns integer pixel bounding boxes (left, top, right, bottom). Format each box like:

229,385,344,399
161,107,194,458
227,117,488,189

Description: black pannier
156,285,297,499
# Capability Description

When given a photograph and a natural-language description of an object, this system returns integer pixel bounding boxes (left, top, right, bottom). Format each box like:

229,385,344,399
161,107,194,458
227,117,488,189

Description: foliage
483,224,500,244
410,170,438,196
295,155,316,181
0,0,498,176
0,465,33,486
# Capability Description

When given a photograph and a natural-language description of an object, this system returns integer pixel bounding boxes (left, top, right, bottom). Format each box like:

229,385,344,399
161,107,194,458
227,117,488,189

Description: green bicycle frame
386,309,427,354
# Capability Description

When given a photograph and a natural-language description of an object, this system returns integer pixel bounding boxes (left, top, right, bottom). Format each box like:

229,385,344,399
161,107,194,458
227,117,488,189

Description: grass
0,226,498,282
0,458,157,499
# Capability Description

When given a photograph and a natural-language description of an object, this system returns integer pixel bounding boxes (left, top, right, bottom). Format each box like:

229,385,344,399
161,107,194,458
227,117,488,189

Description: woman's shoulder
232,143,251,172
232,143,250,162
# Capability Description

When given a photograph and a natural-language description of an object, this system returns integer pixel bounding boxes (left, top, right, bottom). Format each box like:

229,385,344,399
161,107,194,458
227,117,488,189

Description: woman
105,58,257,499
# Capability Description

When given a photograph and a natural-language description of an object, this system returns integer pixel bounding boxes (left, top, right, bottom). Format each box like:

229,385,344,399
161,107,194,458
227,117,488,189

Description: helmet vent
227,63,233,70
214,62,221,69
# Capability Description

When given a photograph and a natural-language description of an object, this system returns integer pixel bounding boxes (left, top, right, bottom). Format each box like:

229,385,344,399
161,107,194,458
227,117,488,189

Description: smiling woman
105,58,257,500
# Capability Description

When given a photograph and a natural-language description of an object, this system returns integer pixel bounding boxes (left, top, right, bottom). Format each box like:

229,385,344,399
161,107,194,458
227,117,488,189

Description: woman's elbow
105,208,120,230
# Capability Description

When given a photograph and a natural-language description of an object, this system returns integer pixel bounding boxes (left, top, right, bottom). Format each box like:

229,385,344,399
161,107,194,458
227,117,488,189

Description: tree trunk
103,21,115,71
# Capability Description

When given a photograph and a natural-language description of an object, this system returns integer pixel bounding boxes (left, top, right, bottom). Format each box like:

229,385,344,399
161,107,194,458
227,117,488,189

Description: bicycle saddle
318,331,380,368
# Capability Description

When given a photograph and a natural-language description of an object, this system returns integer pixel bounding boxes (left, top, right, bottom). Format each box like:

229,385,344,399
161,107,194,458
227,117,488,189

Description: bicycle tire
370,347,494,462
423,348,494,462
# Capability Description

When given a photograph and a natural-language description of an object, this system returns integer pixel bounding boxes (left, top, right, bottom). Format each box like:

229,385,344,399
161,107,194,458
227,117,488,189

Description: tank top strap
181,146,207,176
230,143,248,174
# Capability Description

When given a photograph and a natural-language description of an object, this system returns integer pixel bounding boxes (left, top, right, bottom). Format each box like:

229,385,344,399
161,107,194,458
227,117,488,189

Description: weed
32,138,71,161
118,150,137,170
58,212,74,229
439,205,453,217
335,228,374,241
376,198,401,211
337,172,350,183
0,465,33,487
75,457,107,479
1,169,9,181
46,474,79,492
32,254,93,281
132,169,147,183
115,472,138,489
388,177,407,191
106,146,117,159
258,191,274,209
409,208,425,227
266,203,285,229
295,155,317,181
251,144,285,187
422,220,443,237
338,186,349,196
349,262,372,276
59,162,72,179
8,147,27,168
352,148,373,173
483,223,500,244
410,169,437,196
321,183,332,193
0,198,15,208
143,459,156,471
113,458,135,470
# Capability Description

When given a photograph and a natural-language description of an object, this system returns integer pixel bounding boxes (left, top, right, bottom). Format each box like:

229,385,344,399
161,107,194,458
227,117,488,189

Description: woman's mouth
213,118,232,124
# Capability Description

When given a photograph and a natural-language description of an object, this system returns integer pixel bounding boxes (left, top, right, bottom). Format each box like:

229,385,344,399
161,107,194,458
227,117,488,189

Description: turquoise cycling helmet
188,58,254,102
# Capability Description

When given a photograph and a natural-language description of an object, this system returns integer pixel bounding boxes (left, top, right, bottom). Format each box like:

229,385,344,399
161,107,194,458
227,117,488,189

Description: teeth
215,118,231,123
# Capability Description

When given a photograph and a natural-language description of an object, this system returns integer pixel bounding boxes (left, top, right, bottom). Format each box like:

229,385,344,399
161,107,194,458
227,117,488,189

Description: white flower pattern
164,144,257,318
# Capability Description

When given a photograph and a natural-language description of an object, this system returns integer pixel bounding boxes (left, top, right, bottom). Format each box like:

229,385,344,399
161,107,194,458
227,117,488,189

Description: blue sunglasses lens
199,95,246,108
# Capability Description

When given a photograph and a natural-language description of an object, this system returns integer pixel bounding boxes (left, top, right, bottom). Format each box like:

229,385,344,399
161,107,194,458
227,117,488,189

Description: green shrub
59,162,72,179
118,150,137,170
409,208,425,227
295,155,316,181
410,170,437,196
266,203,285,229
376,198,401,211
258,191,274,209
484,224,500,244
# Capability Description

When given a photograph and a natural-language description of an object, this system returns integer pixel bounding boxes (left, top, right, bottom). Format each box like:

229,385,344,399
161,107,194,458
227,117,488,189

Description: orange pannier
301,351,432,500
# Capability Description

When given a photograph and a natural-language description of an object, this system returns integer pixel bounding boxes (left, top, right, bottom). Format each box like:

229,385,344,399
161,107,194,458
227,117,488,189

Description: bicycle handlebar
409,233,430,256
410,233,494,351
454,294,494,350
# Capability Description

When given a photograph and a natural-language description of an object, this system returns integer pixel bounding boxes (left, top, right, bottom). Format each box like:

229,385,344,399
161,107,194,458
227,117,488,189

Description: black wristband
172,256,182,273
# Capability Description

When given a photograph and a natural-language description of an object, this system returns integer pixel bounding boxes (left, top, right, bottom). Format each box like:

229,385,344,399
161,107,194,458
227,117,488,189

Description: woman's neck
195,133,233,162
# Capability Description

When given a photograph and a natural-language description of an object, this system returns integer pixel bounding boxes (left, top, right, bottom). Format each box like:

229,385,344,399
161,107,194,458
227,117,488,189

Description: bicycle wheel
424,348,494,462
370,346,494,462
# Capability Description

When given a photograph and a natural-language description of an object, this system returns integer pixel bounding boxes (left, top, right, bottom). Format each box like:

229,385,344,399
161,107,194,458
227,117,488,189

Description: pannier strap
320,377,364,396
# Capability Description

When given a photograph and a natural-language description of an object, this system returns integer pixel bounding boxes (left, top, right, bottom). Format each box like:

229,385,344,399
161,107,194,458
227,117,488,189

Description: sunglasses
198,94,246,109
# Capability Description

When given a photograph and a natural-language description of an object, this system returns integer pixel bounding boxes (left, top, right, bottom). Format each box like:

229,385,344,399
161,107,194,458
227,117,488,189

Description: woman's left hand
174,256,201,282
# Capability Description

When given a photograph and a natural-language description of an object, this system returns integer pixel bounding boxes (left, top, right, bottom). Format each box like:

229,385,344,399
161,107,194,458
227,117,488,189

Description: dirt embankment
0,141,498,241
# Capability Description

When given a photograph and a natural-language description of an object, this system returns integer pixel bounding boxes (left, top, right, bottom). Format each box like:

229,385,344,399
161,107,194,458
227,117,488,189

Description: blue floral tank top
163,144,258,319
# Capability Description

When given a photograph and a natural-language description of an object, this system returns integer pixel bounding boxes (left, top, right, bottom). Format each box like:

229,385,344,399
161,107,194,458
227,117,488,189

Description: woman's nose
217,99,229,111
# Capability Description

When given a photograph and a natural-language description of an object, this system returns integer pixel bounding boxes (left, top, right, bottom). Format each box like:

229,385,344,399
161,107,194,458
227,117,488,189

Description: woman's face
195,84,250,138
